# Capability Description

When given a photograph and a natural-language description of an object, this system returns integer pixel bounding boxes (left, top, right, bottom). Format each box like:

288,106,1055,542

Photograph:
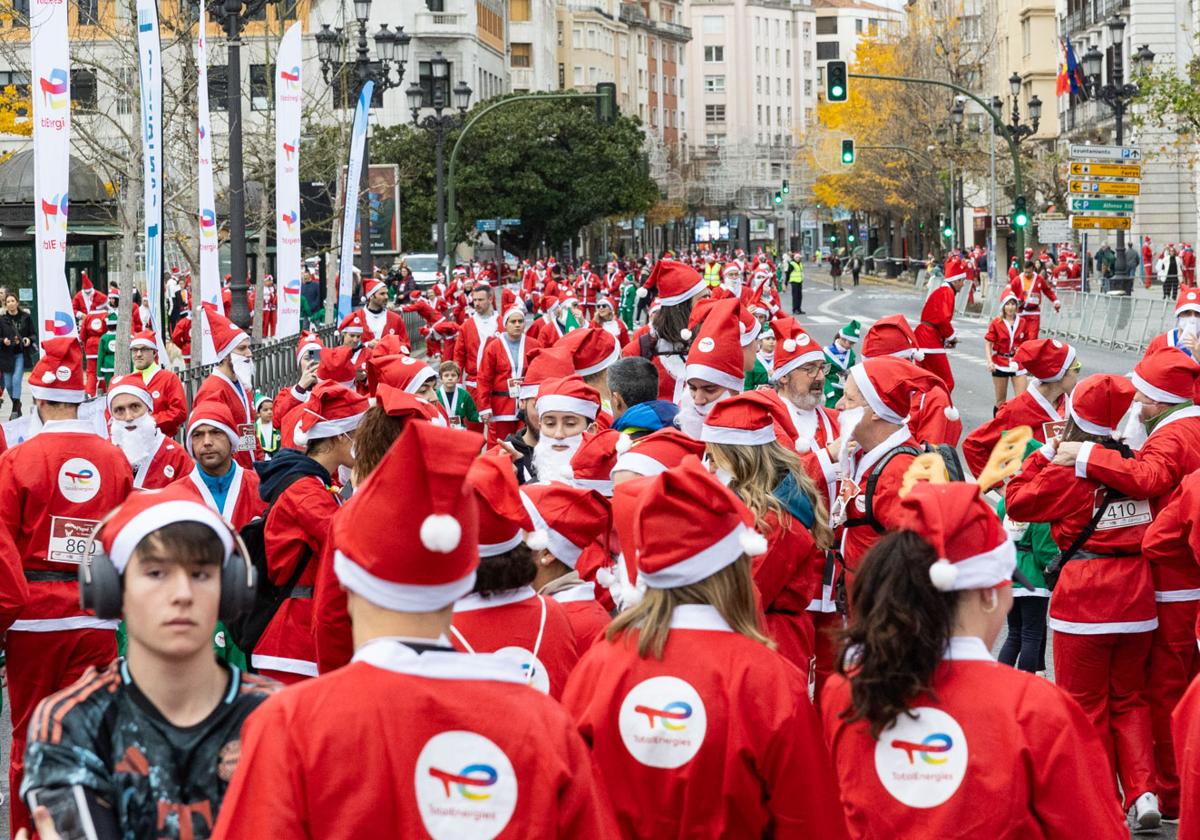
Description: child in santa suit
210,422,617,839
823,482,1129,840
563,457,847,839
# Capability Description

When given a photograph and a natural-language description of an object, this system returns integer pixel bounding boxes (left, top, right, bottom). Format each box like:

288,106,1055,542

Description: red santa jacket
80,310,108,358
1007,447,1156,633
574,271,603,306
170,316,192,364
136,365,188,438
449,588,580,699
822,637,1128,840
477,333,536,422
271,384,309,432
962,386,1063,478
594,317,629,349
1008,273,1058,315
915,282,957,351
452,312,501,386
0,420,133,630
133,433,193,490
837,428,919,577
621,326,688,403
527,313,567,348
909,386,963,448
355,306,411,348
194,370,258,467
174,462,265,531
1144,472,1200,610
72,288,107,323
984,316,1028,372
544,582,609,651
1173,671,1200,839
312,540,353,674
564,605,847,839
755,508,821,671
211,639,617,839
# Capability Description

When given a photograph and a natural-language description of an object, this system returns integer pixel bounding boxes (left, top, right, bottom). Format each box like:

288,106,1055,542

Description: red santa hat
1065,374,1135,438
1132,348,1200,405
701,389,799,448
556,327,620,377
943,255,967,283
81,272,94,291
568,429,621,496
129,331,157,351
1015,338,1076,382
1175,286,1200,317
894,482,1016,593
362,277,386,299
467,449,535,556
685,298,760,346
295,330,323,362
861,315,922,361
536,375,601,421
292,381,370,447
999,291,1020,308
848,357,918,425
375,383,442,423
96,482,235,574
317,345,359,387
721,262,742,278
641,259,707,305
368,353,436,396
373,334,410,357
684,298,747,393
517,347,576,401
334,422,483,611
29,337,86,403
184,398,241,456
631,457,767,589
612,428,706,478
520,483,611,572
338,311,366,335
105,373,154,412
202,306,249,362
771,317,825,379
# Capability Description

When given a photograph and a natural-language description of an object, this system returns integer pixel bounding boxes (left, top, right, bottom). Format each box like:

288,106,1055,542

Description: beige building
556,0,637,114
990,0,1060,140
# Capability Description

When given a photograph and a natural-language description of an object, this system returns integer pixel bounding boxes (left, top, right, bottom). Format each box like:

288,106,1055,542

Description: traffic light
773,191,783,206
595,82,617,124
1013,196,1029,228
781,179,790,195
840,139,855,165
848,232,857,243
829,234,837,243
940,215,952,239
827,60,848,102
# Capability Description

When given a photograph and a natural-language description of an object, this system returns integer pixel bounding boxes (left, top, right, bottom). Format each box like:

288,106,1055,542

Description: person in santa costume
574,261,603,316
610,427,706,487
676,298,755,440
555,326,621,427
962,338,1078,478
529,374,601,485
823,481,1128,840
106,375,192,490
564,457,847,839
193,307,258,467
567,427,620,497
1173,652,1200,839
914,255,965,391
452,284,501,408
78,303,109,398
1147,285,1200,363
170,310,193,366
622,260,709,403
1008,260,1061,340
127,330,187,437
450,449,581,698
268,332,324,426
210,422,616,839
176,399,266,530
501,347,577,484
251,382,366,684
71,271,106,325
701,389,833,673
260,274,277,337
593,297,629,347
525,295,561,346
983,292,1029,412
351,276,410,348
0,337,132,833
771,317,840,453
1006,374,1162,828
521,482,613,650
477,306,536,445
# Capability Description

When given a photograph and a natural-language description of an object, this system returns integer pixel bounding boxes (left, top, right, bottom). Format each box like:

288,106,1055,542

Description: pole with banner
195,5,219,362
29,0,75,341
338,80,373,321
274,22,302,338
136,0,166,363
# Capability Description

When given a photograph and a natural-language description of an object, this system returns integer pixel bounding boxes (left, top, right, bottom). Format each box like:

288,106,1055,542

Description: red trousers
1151,600,1200,814
486,420,518,446
917,351,955,393
1018,313,1041,341
812,611,843,710
84,356,99,397
6,627,117,832
1054,630,1156,809
262,309,277,337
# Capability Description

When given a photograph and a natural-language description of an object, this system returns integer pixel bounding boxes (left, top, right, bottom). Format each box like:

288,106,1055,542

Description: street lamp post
990,78,1040,270
316,3,411,281
406,52,472,276
1082,16,1154,293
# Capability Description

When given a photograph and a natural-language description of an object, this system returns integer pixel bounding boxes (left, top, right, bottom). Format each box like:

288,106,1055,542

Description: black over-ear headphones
79,509,257,622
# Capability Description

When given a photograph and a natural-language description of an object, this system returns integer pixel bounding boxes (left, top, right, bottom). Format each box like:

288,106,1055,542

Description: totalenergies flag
275,21,303,339
30,0,75,341
196,2,220,362
338,79,374,320
137,0,168,364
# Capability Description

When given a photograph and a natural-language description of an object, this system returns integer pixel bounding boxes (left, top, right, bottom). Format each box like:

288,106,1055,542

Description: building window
114,67,134,115
704,45,724,62
557,21,563,46
803,21,811,38
755,46,760,62
816,41,838,60
786,78,791,96
558,63,565,88
70,69,96,110
573,26,582,43
249,64,272,111
76,0,98,24
9,0,28,24
510,0,530,21
705,103,725,122
0,71,28,115
706,133,726,146
208,66,228,110
804,78,812,95
785,49,790,67
804,50,812,66
765,105,770,125
426,0,445,10
702,15,723,33
1021,19,1031,56
816,16,837,35
756,104,761,122
574,65,583,85
511,42,531,68
755,75,761,94
278,0,299,19
705,74,726,92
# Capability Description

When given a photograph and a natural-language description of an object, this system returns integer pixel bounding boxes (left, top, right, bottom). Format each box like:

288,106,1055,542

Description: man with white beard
531,375,601,483
106,374,193,489
676,298,755,439
770,317,839,453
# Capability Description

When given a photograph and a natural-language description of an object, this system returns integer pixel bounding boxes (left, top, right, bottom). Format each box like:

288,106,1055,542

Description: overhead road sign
1069,197,1136,213
500,218,521,227
1069,179,1140,196
1068,144,1141,162
1071,215,1132,231
1069,162,1142,178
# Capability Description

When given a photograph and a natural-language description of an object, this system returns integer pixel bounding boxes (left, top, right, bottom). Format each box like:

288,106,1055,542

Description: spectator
849,252,863,287
608,356,675,438
1095,243,1116,293
1163,245,1182,300
0,292,35,419
829,253,844,291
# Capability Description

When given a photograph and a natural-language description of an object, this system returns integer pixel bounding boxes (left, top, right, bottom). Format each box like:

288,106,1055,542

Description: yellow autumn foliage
0,84,31,139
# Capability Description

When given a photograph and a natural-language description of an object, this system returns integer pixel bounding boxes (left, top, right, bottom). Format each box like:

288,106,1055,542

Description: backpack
226,471,318,654
844,443,965,535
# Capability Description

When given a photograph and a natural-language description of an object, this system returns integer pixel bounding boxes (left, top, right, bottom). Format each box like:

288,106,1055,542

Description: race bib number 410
1094,495,1152,531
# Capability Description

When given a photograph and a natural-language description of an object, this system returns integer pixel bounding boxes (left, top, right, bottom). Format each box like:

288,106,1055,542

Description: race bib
1028,293,1040,305
47,516,101,565
506,377,523,399
1041,420,1066,442
237,423,257,452
1002,515,1029,540
1094,494,1152,531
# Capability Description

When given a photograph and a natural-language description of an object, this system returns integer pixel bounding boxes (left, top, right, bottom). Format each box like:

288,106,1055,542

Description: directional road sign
1071,215,1133,231
475,219,498,232
1069,197,1136,214
1069,162,1142,179
500,218,521,227
1068,179,1141,196
1068,144,1142,162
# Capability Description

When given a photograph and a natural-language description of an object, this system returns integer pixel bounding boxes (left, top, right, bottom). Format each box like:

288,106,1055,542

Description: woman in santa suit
983,292,1029,412
450,449,580,698
564,457,847,839
1008,260,1061,340
477,306,537,445
823,481,1129,840
700,389,833,672
1005,374,1162,828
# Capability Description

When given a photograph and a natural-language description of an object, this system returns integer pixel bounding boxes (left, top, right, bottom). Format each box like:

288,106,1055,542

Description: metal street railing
1036,290,1174,352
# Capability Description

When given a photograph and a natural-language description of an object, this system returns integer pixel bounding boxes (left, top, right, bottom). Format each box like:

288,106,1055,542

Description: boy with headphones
18,484,276,840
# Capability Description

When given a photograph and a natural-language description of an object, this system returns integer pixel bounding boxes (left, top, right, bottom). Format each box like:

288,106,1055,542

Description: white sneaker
1131,791,1161,832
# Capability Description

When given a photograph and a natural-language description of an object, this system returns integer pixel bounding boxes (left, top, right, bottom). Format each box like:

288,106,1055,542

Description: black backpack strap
638,331,655,360
844,445,921,535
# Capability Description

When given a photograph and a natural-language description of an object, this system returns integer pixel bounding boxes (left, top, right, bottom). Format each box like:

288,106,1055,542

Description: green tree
372,92,658,257
1134,52,1200,149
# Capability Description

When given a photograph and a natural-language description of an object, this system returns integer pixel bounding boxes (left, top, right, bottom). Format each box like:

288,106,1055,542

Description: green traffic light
1014,212,1029,227
942,227,953,238
773,191,783,206
831,85,844,98
848,234,856,242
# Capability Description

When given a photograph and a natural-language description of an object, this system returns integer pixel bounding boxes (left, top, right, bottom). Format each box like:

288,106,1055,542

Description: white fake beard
676,390,719,440
836,406,865,476
231,355,255,389
1120,402,1149,451
533,434,583,483
110,413,158,466
723,277,743,296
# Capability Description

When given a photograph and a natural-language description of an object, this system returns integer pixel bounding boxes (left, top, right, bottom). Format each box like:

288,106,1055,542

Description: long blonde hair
707,440,833,549
606,558,772,659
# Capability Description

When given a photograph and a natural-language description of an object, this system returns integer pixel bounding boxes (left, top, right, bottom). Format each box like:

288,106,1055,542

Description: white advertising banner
275,22,303,338
195,6,219,362
137,0,166,362
338,80,374,320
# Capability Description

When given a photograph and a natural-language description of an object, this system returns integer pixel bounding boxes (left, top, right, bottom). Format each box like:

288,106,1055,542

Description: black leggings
998,595,1049,673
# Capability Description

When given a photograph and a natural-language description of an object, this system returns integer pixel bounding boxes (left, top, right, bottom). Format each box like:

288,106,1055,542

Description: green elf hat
106,308,119,326
254,392,273,411
838,320,862,343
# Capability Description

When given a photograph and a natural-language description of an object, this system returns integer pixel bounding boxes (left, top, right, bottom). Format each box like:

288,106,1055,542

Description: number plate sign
47,516,101,565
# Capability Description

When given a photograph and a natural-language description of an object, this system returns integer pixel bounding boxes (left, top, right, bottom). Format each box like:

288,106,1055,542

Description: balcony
510,67,533,89
413,11,472,38
618,4,692,41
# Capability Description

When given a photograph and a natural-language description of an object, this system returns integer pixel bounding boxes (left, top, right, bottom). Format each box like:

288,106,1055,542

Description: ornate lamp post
992,72,1042,144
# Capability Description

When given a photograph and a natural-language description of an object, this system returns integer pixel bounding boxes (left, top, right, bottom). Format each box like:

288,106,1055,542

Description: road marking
799,315,838,325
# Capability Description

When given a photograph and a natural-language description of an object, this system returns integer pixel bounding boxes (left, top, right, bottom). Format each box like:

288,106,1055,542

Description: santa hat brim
536,394,599,420
849,365,907,425
109,499,234,574
29,385,86,404
106,384,154,411
334,549,476,612
184,418,240,456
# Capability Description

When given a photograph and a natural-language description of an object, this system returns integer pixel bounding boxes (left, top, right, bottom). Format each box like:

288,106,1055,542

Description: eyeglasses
1069,361,1083,373
799,362,832,377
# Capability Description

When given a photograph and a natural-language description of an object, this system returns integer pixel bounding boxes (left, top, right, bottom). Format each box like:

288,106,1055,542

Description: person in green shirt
436,360,480,427
96,309,119,392
619,274,638,330
822,320,860,408
255,393,281,459
743,309,772,390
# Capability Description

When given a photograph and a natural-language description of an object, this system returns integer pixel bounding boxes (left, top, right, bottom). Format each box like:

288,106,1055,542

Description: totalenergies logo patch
618,676,707,768
874,706,968,809
427,764,498,801
39,69,68,110
891,732,953,765
40,193,69,233
634,700,693,731
281,210,298,231
282,139,298,161
44,310,74,336
414,731,516,840
200,208,217,237
58,458,101,503
283,278,301,299
280,65,301,89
